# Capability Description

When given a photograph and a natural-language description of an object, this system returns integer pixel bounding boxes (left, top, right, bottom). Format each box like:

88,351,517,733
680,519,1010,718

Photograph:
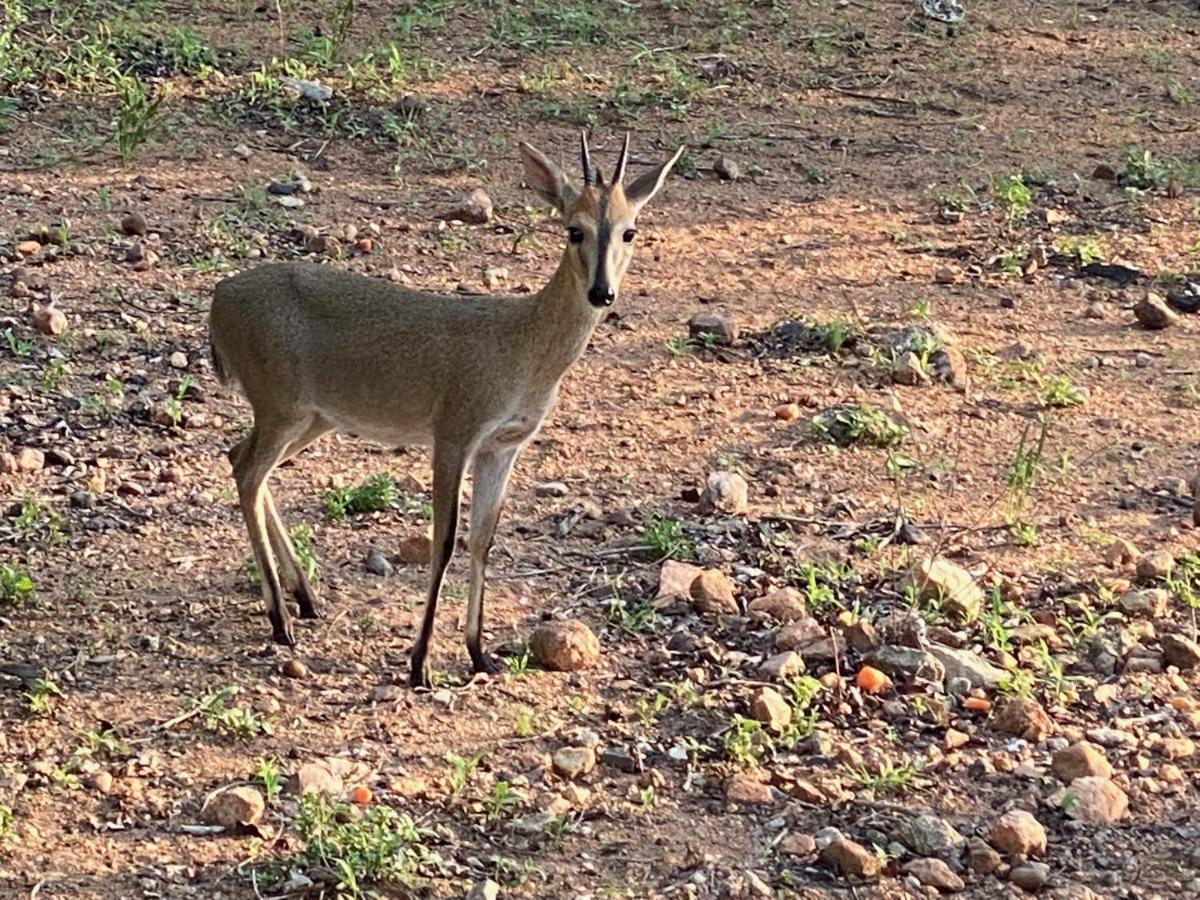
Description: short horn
612,132,631,185
580,130,596,187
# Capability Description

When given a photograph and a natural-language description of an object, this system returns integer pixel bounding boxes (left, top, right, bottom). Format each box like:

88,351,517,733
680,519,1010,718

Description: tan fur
209,135,682,687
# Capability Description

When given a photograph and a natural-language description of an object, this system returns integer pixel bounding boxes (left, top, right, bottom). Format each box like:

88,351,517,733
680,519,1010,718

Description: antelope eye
567,226,584,244
623,228,637,243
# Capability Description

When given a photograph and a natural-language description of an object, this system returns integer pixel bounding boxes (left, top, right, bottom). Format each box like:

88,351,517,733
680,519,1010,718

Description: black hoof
269,609,296,647
408,664,432,690
470,651,501,676
294,584,323,620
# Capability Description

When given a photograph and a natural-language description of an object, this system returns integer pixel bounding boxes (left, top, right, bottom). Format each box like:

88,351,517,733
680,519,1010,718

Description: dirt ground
1,0,1199,897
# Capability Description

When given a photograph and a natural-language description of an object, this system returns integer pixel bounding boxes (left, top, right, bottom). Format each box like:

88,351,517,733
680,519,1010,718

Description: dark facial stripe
592,193,611,298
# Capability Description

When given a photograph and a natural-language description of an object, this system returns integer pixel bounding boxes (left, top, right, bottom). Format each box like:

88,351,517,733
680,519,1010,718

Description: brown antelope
209,133,684,687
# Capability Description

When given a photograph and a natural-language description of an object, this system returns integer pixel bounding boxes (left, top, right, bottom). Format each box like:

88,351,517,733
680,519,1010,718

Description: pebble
281,659,309,679
747,587,807,622
16,447,45,471
657,559,704,603
900,557,983,621
689,569,738,616
687,311,739,345
1052,742,1113,782
993,697,1055,742
1058,777,1128,824
551,746,596,780
1133,292,1178,329
897,814,966,857
438,188,493,225
397,533,432,565
365,548,393,577
1119,588,1168,617
724,773,774,806
529,620,600,672
534,481,569,497
750,687,792,731
774,402,801,421
466,879,500,900
713,156,741,181
703,470,748,516
990,809,1047,856
1010,862,1051,891
892,350,929,385
778,833,817,857
759,651,805,680
903,857,965,892
928,644,1006,688
821,836,882,879
121,211,148,236
31,303,68,335
1135,549,1175,583
203,786,265,827
1161,633,1200,670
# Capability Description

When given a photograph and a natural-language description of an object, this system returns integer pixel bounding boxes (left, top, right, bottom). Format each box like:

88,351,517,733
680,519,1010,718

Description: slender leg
465,443,520,675
230,419,311,646
408,443,468,689
261,421,331,620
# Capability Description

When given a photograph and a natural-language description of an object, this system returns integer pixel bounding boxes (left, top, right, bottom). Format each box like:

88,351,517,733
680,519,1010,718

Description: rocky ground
1,0,1199,898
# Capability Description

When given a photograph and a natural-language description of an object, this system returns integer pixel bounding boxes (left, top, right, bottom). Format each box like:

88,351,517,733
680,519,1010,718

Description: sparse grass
324,474,397,520
27,676,63,716
810,403,908,448
445,752,483,799
197,686,272,740
1004,415,1049,528
0,564,34,605
607,592,659,635
113,75,168,163
723,715,771,769
1053,236,1104,265
993,174,1032,224
0,804,12,845
1040,375,1086,408
641,515,695,561
504,646,531,677
256,756,283,804
851,760,917,796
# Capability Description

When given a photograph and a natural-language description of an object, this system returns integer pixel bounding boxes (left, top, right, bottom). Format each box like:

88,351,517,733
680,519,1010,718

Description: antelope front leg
465,443,520,676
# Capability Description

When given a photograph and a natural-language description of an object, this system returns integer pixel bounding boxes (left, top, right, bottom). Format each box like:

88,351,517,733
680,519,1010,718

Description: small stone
1059,777,1127,824
1010,862,1051,892
687,312,738,345
900,558,983,621
759,651,805,680
1085,301,1106,319
483,266,508,289
466,879,500,900
713,156,742,181
656,559,704,603
281,659,309,679
203,786,265,827
16,447,45,471
821,836,882,880
397,533,432,565
967,838,1003,874
703,470,748,515
168,351,188,370
438,188,493,224
534,481,568,497
1135,549,1174,583
1052,742,1113,782
724,773,774,806
120,211,148,236
778,833,817,857
31,303,68,336
844,619,880,653
551,746,596,780
933,266,959,285
750,687,791,731
928,644,1007,688
599,746,639,773
232,143,252,159
990,809,1047,857
868,646,945,683
898,815,966,857
993,697,1055,742
529,620,600,672
774,617,825,650
88,771,114,794
945,728,970,749
689,569,738,616
892,350,929,386
294,762,343,796
1092,163,1118,180
747,587,806,622
903,858,965,892
774,403,801,421
365,548,393,577
1158,737,1195,760
1119,588,1168,617
16,240,41,256
1161,633,1200,669
1103,537,1139,567
1134,292,1178,330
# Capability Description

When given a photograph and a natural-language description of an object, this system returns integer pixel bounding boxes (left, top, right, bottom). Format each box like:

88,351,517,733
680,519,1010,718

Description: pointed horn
612,132,631,185
580,130,596,187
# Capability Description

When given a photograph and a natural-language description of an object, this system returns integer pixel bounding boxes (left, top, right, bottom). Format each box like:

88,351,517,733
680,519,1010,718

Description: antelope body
209,134,683,687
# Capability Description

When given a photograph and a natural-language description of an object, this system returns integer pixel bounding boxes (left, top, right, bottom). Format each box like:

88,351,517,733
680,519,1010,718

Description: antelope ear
625,145,685,215
519,142,579,215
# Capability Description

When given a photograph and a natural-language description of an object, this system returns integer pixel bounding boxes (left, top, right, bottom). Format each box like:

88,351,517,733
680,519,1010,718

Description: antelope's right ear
519,142,579,215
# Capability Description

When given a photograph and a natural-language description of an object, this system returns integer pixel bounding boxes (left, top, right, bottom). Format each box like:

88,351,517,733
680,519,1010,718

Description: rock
990,809,1047,857
16,240,41,256
397,533,432,565
1162,633,1200,669
283,77,333,102
656,559,704,603
967,838,1003,874
31,302,67,336
365,548,393,577
687,312,738,346
713,156,741,181
438,188,493,224
868,646,945,683
203,786,265,828
483,266,508,289
551,746,596,780
466,879,500,900
821,836,882,880
599,746,639,773
775,403,801,421
15,447,45,472
750,687,791,731
1010,862,1051,892
1052,742,1113,782
1158,737,1195,759
1134,292,1178,329
775,617,825,650
892,350,929,385
928,644,1007,688
120,211,148,236
724,773,773,806
931,346,969,391
1119,588,1168,617
759,651,805,680
529,620,600,672
993,697,1055,742
281,659,309,679
903,858,965,892
779,833,817,857
933,266,959,285
747,587,807,622
87,771,114,794
703,470,748,516
844,620,880,653
897,815,966,857
294,761,344,796
534,481,568,497
1060,776,1127,824
1135,549,1174,583
900,558,983,621
689,569,738,616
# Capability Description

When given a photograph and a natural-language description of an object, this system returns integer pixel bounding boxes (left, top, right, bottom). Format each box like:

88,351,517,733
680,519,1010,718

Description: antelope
209,133,684,687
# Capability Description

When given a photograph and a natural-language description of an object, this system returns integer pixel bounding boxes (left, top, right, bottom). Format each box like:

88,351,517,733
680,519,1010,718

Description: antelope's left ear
626,145,685,216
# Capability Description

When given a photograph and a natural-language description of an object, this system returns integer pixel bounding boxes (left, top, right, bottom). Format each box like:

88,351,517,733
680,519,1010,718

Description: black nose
588,286,615,307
